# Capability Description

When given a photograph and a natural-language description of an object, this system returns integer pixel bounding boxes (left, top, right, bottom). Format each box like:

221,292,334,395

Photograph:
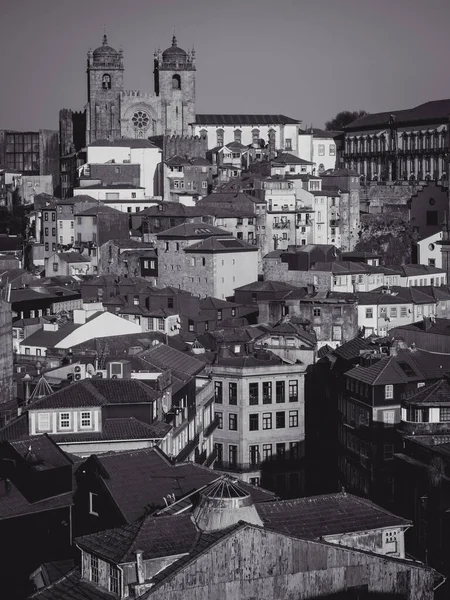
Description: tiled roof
105,238,155,249
79,183,144,190
333,337,373,361
199,297,238,310
156,222,230,239
189,157,212,166
0,234,24,251
391,264,446,276
195,114,301,125
403,379,450,406
199,191,265,205
89,138,159,149
391,318,450,337
165,154,191,166
346,356,410,385
77,513,198,563
78,447,274,523
141,202,203,217
49,417,171,443
29,567,112,600
77,204,125,216
6,434,73,470
234,280,296,292
0,482,72,520
19,323,80,349
185,236,257,253
344,99,450,131
272,152,314,166
55,252,91,263
138,342,205,377
28,379,159,411
257,492,411,539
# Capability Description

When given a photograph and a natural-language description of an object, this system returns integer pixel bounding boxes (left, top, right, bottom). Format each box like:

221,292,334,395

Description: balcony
215,455,302,473
175,432,200,463
203,415,220,438
196,379,214,407
205,448,217,467
273,220,290,229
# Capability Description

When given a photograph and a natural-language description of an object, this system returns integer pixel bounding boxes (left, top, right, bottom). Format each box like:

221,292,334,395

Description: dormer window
90,555,99,584
109,564,120,594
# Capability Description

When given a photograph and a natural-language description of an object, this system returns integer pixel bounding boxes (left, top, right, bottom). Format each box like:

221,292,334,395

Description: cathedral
59,33,196,155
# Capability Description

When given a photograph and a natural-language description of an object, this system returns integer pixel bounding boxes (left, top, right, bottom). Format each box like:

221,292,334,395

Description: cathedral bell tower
155,34,196,136
86,33,124,144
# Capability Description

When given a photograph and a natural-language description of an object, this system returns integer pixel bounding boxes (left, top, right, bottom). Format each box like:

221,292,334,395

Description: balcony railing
196,380,214,407
175,432,200,463
203,415,220,438
215,455,301,473
205,448,217,467
273,220,290,229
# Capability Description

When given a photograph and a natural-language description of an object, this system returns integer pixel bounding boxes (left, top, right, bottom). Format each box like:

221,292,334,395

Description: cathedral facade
60,34,196,156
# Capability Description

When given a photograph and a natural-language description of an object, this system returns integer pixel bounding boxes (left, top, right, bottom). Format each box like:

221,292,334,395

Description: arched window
216,129,224,147
172,74,181,90
252,128,260,146
234,129,242,143
200,129,208,141
318,163,325,173
102,74,111,90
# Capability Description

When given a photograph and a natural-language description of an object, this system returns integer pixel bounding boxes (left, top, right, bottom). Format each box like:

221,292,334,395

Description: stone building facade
60,33,197,154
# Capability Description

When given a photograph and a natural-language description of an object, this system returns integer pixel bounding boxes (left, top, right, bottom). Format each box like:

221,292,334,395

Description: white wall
193,123,299,153
74,187,146,200
417,231,442,268
312,137,337,172
55,311,143,349
213,250,258,299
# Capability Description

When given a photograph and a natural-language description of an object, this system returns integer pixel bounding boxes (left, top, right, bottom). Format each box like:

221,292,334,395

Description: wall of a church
159,69,195,136
120,91,161,138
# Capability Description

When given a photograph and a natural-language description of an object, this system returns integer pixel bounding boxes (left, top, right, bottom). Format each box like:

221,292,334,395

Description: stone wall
355,213,417,265
263,258,331,291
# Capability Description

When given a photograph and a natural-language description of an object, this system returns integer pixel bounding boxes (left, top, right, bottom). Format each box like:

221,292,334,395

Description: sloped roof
89,138,159,149
234,280,296,292
403,379,450,406
257,491,411,539
5,434,73,470
333,337,374,361
0,482,72,520
77,204,125,216
29,567,112,600
392,318,450,337
138,342,205,377
185,236,257,253
195,114,301,125
55,252,91,264
156,222,230,239
165,155,191,166
272,152,314,166
345,99,450,131
141,203,203,217
19,323,80,349
49,417,170,443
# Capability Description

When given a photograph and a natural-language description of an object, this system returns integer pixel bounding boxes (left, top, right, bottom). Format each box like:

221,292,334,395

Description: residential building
211,347,306,497
74,183,154,214
0,297,14,423
10,285,82,322
44,252,93,278
270,152,314,177
310,188,342,246
342,99,450,182
32,476,441,600
135,201,203,240
0,435,74,600
389,317,450,353
394,263,446,287
207,142,250,184
193,114,301,155
98,239,157,280
417,230,442,268
156,223,258,299
161,154,213,202
297,127,339,173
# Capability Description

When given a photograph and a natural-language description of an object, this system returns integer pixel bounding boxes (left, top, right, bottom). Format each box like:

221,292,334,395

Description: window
52,227,56,236
285,138,292,151
429,258,436,267
290,441,300,460
44,227,49,236
332,306,342,317
385,384,394,399
157,318,165,331
38,413,51,431
440,407,450,422
262,444,272,460
59,413,70,429
229,413,237,431
366,308,373,319
262,381,272,404
332,326,342,341
318,144,325,156
215,381,223,403
81,412,91,428
390,307,397,318
329,144,336,156
276,381,285,403
216,129,224,147
229,382,237,405
228,444,237,467
262,412,272,430
383,410,395,424
89,492,99,517
90,554,99,583
44,212,49,221
109,564,120,594
276,411,285,428
249,414,259,431
53,262,58,272
426,211,438,226
249,383,259,405
215,442,223,465
249,445,259,466
289,380,298,402
289,410,299,427
313,307,321,317
276,443,286,458
384,444,394,460
400,306,407,317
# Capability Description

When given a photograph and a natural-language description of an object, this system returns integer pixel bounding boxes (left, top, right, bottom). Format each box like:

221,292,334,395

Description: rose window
132,111,150,130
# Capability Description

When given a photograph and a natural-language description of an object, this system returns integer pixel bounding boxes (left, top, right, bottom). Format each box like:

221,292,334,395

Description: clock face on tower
132,110,150,136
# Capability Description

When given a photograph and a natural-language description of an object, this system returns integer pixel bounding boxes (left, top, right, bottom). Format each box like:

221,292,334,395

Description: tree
325,110,369,131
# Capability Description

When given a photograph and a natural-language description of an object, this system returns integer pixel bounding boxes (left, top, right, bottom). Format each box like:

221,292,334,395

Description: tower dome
93,34,119,64
162,34,188,64
193,475,263,532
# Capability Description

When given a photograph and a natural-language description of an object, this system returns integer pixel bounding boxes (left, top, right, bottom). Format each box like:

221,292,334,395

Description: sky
1,0,449,131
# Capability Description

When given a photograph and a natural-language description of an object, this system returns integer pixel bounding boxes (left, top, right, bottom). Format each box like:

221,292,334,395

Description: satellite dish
86,364,96,377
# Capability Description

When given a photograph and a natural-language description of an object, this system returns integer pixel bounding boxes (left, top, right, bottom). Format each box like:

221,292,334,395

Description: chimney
423,316,432,331
306,283,315,295
135,550,145,584
73,309,86,325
